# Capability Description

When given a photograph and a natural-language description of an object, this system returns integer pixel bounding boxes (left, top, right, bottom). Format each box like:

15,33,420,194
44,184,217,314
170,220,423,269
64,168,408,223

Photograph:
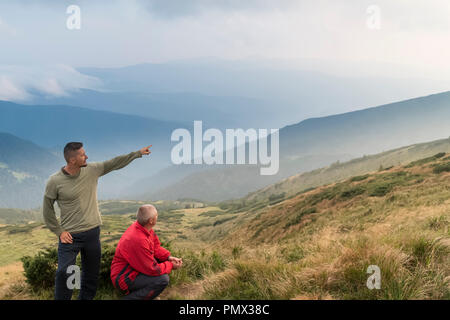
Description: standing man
43,142,152,300
111,204,183,300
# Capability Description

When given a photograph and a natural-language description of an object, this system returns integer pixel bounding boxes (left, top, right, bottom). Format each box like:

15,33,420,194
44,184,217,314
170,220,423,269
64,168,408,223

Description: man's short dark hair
64,142,83,162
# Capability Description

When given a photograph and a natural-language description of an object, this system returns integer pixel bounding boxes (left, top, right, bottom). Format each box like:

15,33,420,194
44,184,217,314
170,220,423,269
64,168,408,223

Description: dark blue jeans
54,226,101,300
122,273,169,300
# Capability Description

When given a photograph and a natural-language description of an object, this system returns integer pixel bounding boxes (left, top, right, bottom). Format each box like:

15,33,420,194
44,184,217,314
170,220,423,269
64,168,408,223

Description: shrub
21,245,118,293
432,162,450,174
21,248,58,291
98,246,116,289
340,186,366,199
268,192,286,204
405,152,446,168
308,187,341,205
284,207,317,229
368,182,393,197
350,174,370,182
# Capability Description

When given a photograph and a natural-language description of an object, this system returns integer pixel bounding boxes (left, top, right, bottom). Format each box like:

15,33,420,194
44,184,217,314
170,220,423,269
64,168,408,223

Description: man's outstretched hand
140,145,152,155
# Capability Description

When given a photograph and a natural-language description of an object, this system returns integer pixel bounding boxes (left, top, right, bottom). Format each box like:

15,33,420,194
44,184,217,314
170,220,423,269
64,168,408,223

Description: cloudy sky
0,0,450,101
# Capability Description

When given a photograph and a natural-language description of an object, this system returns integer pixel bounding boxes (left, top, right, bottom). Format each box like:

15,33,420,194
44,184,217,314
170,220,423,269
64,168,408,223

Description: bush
284,207,317,229
21,248,58,291
268,193,286,204
21,245,117,294
98,246,116,289
350,174,370,182
368,182,393,197
432,162,450,174
405,153,446,168
308,187,341,205
340,186,366,199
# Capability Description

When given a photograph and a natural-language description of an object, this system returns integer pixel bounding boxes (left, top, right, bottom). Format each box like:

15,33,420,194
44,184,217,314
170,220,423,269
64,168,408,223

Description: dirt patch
0,262,32,300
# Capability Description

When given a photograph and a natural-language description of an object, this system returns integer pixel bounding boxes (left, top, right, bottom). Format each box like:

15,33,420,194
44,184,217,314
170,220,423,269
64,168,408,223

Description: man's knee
55,264,72,279
159,274,169,288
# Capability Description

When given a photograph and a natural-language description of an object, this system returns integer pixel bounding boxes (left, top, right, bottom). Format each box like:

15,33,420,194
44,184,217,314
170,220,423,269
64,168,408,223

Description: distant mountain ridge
0,132,60,208
29,89,276,129
77,59,440,128
0,100,179,156
279,90,450,158
2,90,450,207
134,91,450,202
0,100,186,201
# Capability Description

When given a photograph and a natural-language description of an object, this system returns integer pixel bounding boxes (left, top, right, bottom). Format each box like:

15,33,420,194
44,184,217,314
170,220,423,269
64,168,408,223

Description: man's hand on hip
140,145,152,155
60,231,73,244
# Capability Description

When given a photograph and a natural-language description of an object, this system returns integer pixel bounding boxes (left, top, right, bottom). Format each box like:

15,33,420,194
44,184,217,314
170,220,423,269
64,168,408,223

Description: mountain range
131,91,450,201
0,132,59,208
1,88,450,207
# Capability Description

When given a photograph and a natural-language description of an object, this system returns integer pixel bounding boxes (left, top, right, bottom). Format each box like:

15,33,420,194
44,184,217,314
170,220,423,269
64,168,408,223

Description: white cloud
0,76,30,101
0,65,103,102
138,0,300,19
0,0,449,87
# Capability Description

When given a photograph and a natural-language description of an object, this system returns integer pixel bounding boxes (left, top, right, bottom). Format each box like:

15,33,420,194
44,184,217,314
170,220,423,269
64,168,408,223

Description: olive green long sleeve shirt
42,151,142,236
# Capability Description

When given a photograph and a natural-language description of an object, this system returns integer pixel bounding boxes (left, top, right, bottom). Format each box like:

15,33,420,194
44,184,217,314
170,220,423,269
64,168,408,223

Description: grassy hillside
1,152,449,300
187,153,450,299
144,155,350,202
243,137,450,203
0,209,42,225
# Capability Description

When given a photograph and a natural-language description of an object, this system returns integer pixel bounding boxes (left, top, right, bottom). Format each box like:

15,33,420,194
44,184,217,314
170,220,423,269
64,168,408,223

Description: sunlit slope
192,153,450,299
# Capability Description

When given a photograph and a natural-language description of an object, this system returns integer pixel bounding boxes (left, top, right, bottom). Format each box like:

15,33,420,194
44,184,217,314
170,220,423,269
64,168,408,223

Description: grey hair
136,204,157,226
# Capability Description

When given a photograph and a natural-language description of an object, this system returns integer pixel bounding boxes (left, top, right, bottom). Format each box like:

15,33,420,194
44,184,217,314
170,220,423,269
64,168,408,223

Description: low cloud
139,0,300,19
0,65,102,102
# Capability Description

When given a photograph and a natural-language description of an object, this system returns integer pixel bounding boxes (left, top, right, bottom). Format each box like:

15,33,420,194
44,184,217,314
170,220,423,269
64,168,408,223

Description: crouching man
111,205,182,300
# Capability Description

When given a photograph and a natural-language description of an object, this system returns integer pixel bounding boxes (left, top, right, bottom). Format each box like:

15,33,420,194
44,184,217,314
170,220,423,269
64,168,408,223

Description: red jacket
110,221,173,294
